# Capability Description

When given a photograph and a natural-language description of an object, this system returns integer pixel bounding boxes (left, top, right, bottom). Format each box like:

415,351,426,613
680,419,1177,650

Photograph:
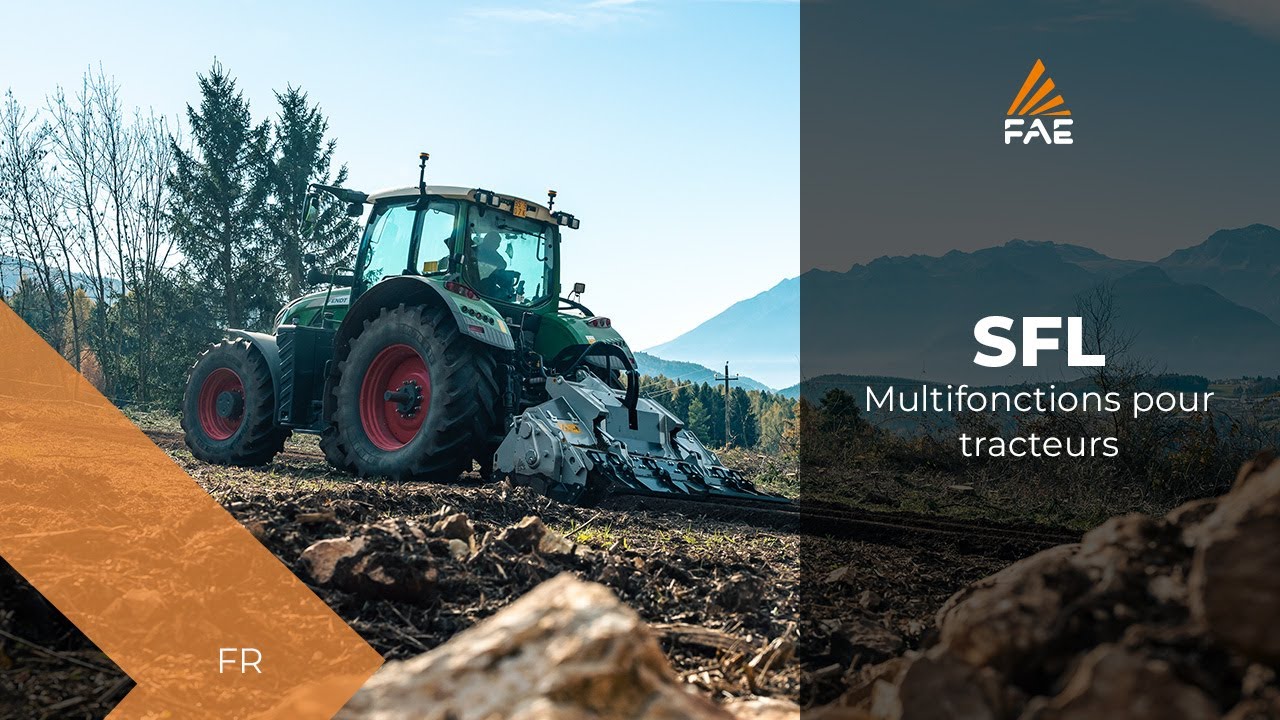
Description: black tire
332,303,502,481
318,423,357,473
318,357,359,473
181,339,290,466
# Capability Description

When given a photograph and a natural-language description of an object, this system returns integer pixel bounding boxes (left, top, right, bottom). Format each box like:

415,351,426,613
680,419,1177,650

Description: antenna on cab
418,152,430,196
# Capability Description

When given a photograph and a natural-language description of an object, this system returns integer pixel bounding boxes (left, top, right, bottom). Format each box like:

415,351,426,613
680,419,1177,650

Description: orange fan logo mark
1004,59,1075,145
1007,59,1072,116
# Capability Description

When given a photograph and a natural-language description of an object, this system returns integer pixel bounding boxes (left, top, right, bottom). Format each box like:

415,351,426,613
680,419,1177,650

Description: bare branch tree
0,92,74,357
5,71,182,401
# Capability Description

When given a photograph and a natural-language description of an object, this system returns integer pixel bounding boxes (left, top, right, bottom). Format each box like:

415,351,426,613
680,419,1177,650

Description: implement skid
496,373,787,505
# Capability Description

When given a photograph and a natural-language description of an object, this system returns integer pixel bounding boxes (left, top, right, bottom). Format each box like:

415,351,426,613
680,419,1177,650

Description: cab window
414,200,460,274
465,208,555,306
361,202,415,287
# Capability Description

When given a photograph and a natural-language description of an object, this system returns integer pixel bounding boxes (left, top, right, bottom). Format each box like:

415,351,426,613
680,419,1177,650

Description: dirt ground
0,421,1017,718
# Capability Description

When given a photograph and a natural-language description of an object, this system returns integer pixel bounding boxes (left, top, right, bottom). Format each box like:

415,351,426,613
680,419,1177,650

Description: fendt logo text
1004,59,1073,145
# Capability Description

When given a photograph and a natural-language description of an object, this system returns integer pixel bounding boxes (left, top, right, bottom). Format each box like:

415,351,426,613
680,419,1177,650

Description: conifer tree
687,396,712,442
264,86,356,298
168,61,272,328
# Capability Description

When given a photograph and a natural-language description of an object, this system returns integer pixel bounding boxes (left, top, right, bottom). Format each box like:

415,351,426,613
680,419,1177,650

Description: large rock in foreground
1189,453,1280,664
337,573,734,720
823,453,1280,719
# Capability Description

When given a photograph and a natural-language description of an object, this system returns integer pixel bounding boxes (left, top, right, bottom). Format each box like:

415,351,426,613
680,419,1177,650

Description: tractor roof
367,185,556,223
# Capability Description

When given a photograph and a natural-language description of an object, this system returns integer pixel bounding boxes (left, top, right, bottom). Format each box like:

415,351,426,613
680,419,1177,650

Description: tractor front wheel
182,339,290,465
331,304,501,481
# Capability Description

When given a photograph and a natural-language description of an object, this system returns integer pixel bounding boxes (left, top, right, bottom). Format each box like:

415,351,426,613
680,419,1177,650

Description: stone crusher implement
179,153,785,506
496,344,787,505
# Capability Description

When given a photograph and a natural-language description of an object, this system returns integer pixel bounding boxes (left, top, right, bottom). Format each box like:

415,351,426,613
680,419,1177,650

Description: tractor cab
285,158,630,394
353,186,564,311
339,185,634,395
284,181,573,329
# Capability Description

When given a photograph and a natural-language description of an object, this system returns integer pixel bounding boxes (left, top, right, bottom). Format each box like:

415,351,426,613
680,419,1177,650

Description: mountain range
645,224,1280,390
803,224,1280,384
0,256,120,296
645,277,798,390
1158,224,1280,324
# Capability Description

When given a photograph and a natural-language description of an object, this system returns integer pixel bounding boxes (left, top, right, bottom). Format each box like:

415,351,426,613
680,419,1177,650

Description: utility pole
714,361,740,447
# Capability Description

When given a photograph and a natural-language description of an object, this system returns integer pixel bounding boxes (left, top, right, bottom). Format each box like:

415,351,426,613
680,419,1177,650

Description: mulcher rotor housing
180,156,783,505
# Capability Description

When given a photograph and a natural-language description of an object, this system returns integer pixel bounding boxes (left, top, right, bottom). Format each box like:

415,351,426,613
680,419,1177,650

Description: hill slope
1158,224,1280,324
637,225,1280,389
645,278,798,390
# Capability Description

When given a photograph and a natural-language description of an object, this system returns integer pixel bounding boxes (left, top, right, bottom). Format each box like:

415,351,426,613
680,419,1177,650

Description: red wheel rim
198,368,244,441
359,344,432,451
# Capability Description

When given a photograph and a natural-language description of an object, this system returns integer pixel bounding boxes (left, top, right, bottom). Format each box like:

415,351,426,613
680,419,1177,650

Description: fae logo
1004,59,1073,145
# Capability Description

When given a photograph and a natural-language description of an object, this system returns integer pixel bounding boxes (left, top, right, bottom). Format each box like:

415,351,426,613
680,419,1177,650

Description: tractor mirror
572,282,586,295
345,201,363,217
300,194,318,228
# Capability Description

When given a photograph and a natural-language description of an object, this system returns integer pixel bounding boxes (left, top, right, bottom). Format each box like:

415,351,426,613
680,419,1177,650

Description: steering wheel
480,269,521,300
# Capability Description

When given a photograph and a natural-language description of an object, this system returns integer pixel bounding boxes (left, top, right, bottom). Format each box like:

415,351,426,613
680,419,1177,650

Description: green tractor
181,153,781,505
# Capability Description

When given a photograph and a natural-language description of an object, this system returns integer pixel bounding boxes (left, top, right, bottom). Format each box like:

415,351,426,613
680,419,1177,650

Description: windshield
360,202,414,288
414,200,460,274
465,207,556,306
359,199,461,291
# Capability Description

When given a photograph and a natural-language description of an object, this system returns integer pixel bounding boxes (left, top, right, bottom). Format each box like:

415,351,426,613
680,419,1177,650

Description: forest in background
0,62,353,405
0,63,798,453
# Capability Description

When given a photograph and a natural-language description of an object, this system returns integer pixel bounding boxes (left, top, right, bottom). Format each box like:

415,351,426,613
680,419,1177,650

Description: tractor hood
535,313,635,368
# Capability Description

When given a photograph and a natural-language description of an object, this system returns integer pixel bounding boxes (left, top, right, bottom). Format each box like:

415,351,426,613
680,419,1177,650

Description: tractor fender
224,329,283,417
333,275,516,360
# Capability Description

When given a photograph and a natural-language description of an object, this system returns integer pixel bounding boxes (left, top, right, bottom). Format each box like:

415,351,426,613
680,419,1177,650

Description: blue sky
1,0,798,349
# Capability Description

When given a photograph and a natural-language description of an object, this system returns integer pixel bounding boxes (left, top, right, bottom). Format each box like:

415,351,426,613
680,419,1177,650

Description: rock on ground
337,573,735,720
723,696,802,719
1020,645,1217,720
820,453,1280,719
300,519,440,605
1189,453,1280,664
934,543,1085,676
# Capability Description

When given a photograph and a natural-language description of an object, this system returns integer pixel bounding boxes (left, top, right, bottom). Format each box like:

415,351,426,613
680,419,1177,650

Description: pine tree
264,86,356,299
668,383,691,423
730,388,758,447
690,383,724,446
687,397,712,442
819,388,864,434
168,61,273,328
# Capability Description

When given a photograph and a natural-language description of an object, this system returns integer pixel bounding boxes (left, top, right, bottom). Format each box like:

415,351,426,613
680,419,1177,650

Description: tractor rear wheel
182,339,290,465
331,304,501,481
318,424,357,473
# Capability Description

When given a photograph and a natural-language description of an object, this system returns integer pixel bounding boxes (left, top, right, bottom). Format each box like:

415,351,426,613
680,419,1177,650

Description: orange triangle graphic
1007,59,1072,117
0,301,383,718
